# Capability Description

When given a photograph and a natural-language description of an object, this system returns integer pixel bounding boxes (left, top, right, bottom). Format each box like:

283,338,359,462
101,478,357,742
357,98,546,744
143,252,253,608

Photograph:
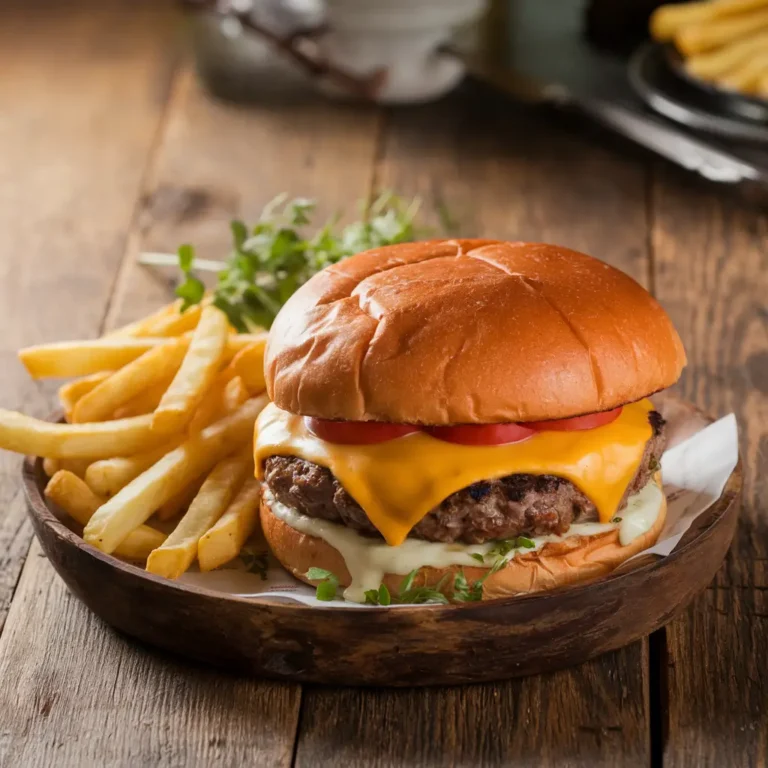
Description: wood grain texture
0,539,300,768
106,66,382,330
0,0,178,630
650,166,768,766
293,89,657,765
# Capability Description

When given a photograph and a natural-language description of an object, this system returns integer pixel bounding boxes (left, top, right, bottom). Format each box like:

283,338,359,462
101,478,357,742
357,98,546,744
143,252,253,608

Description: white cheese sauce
265,480,663,603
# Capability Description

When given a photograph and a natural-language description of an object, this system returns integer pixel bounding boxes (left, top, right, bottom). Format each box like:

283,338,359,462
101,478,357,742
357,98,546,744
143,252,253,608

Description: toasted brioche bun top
266,240,686,424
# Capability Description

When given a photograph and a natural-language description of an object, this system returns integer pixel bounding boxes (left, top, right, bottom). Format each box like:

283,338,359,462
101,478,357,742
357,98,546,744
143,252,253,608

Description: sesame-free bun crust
260,475,667,601
266,240,686,424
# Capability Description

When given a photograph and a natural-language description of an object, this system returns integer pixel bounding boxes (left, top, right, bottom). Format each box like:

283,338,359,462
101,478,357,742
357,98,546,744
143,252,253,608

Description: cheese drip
255,399,654,546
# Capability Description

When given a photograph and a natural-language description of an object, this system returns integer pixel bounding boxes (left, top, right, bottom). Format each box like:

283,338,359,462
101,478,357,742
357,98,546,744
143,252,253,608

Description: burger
254,240,686,603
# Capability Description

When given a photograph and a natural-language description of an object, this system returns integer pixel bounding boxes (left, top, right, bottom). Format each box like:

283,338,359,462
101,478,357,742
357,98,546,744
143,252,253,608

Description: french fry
146,449,253,578
71,336,191,423
228,339,267,395
141,302,203,337
106,301,181,338
717,50,768,91
19,337,177,379
58,372,112,420
112,380,170,419
44,471,165,560
685,29,768,79
0,410,166,459
155,474,206,521
152,306,229,435
85,438,184,497
187,372,236,433
83,396,268,553
44,457,90,478
651,1,713,40
223,376,250,412
676,8,768,56
651,0,768,40
198,477,262,572
224,332,269,360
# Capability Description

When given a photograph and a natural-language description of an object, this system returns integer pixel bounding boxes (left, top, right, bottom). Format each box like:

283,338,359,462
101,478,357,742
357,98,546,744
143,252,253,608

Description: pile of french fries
2,299,269,579
651,0,768,98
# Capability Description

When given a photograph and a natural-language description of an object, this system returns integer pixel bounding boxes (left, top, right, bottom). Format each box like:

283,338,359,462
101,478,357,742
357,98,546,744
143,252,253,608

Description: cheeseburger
254,240,686,603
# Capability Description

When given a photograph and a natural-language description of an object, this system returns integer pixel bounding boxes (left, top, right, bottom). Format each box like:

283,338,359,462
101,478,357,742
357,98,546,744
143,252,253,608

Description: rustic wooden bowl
23,397,740,686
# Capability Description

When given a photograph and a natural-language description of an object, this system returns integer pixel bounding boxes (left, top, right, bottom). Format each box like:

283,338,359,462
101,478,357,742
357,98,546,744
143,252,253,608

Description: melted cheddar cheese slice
254,399,654,547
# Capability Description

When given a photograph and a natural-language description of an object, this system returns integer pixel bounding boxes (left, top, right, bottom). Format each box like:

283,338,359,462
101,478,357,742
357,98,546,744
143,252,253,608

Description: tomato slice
305,417,420,445
527,407,623,431
424,422,535,446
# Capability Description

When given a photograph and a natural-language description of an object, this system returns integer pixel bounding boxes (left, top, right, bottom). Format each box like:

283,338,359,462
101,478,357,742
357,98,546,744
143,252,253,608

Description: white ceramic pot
318,0,488,103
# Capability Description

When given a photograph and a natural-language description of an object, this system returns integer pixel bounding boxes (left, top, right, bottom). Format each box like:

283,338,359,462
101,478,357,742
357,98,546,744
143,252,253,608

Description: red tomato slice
527,407,623,432
305,417,420,445
424,422,535,446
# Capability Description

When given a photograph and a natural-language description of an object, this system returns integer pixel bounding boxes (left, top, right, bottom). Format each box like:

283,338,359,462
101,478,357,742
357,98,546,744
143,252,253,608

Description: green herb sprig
173,192,423,332
305,567,340,602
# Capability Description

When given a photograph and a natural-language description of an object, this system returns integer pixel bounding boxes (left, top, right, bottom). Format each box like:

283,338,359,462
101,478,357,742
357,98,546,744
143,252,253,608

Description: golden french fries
85,438,184,497
155,475,206,521
107,301,181,338
146,449,253,578
112,380,171,419
685,28,768,77
152,306,229,435
43,457,91,478
228,340,267,395
198,477,262,572
717,50,768,90
45,471,166,560
651,0,768,40
7,298,269,576
0,410,168,459
225,332,269,358
58,372,112,420
142,302,204,337
83,396,267,554
223,376,250,412
652,0,768,100
676,7,768,55
71,336,190,423
19,337,177,379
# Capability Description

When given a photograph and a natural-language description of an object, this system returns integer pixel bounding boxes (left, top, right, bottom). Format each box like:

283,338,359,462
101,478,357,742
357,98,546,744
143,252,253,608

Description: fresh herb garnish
611,516,623,523
305,567,340,601
240,548,269,580
649,456,660,473
485,535,536,560
470,552,486,564
172,192,424,332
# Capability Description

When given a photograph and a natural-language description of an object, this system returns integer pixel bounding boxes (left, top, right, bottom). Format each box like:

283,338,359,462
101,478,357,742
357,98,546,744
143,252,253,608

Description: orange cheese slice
254,399,654,546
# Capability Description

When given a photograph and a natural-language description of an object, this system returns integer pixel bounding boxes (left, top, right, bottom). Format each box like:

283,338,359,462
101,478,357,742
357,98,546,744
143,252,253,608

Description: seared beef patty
263,411,666,545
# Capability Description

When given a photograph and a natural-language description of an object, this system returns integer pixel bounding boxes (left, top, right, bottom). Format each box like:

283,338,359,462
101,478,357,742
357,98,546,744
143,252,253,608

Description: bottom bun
260,475,667,602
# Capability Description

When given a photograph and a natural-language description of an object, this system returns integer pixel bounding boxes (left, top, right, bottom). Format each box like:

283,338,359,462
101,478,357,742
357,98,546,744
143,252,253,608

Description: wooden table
0,2,765,765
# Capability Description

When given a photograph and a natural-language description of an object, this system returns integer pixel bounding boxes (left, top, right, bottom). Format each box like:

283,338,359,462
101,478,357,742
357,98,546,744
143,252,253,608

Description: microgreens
305,567,340,601
173,192,424,332
240,547,269,581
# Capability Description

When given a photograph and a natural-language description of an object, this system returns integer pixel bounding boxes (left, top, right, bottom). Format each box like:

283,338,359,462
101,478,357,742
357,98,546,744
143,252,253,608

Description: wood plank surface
650,167,768,767
0,17,382,763
294,91,654,768
0,0,178,632
107,67,382,329
0,539,301,767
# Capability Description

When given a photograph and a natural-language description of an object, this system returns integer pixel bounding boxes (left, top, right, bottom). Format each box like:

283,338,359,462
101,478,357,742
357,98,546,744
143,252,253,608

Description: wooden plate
23,396,740,687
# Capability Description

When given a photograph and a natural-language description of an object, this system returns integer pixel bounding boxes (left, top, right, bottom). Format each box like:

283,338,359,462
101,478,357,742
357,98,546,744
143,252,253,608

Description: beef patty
262,411,666,545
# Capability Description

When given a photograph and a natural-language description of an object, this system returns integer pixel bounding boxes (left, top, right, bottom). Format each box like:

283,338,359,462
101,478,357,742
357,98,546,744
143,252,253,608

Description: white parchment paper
179,412,739,608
